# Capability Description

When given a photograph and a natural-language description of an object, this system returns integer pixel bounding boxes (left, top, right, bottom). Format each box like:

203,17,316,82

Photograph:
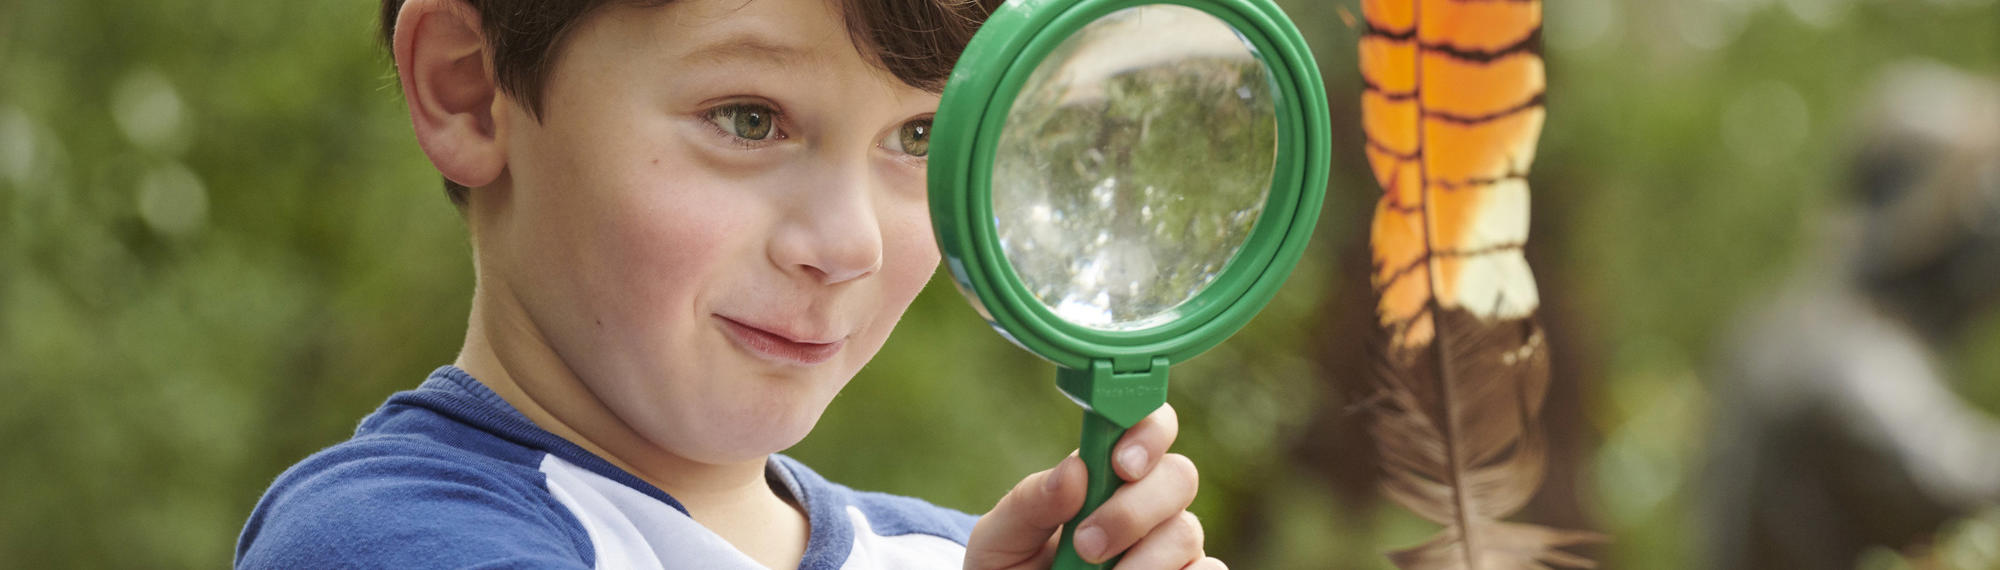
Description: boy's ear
393,0,507,189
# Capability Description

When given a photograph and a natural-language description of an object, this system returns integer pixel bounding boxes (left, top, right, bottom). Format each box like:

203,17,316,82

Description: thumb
964,454,1088,569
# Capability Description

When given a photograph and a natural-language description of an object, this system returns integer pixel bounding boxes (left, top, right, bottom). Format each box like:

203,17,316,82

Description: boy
235,0,1220,568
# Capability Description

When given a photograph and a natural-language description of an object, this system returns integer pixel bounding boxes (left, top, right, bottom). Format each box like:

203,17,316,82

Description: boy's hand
964,404,1223,570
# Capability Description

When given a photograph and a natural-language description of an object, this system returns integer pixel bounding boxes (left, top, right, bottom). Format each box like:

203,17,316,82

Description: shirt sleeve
237,442,593,569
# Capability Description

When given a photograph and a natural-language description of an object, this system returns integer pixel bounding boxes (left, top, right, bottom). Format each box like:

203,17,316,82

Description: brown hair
380,0,1000,207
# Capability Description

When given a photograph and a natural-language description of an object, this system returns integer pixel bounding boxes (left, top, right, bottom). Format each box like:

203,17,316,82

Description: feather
1357,0,1602,567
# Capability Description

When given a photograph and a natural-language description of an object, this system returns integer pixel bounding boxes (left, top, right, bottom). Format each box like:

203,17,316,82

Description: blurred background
2,0,1997,567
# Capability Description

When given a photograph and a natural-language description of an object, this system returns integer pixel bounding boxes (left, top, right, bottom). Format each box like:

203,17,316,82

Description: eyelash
701,102,786,149
884,116,933,163
698,101,932,163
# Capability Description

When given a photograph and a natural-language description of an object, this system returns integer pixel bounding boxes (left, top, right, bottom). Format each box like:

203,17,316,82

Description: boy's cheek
885,200,943,291
603,196,759,307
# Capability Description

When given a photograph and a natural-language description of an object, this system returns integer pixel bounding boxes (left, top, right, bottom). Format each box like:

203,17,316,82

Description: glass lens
992,5,1278,331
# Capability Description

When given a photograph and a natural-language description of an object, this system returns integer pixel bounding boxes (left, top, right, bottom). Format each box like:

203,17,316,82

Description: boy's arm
964,405,1225,570
237,448,592,569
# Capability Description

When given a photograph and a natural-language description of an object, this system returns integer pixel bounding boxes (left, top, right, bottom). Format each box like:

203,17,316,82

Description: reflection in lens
993,5,1278,331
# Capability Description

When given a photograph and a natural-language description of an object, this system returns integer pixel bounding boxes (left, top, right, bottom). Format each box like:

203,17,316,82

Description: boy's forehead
560,0,943,105
682,33,823,69
557,0,988,98
600,0,853,70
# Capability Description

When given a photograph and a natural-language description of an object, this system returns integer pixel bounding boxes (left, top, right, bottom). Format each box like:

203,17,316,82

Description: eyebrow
680,35,821,69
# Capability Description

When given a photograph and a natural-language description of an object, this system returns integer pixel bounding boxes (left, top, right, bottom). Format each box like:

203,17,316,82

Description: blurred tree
1,0,1996,567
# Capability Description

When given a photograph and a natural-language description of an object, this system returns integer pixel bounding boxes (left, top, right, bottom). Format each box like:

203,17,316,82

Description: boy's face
478,0,942,463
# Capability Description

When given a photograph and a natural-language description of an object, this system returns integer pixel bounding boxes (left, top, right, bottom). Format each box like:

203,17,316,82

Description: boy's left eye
704,103,782,143
882,118,931,158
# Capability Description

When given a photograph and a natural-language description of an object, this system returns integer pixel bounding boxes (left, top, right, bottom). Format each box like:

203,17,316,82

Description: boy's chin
673,425,817,466
610,363,849,466
650,401,827,466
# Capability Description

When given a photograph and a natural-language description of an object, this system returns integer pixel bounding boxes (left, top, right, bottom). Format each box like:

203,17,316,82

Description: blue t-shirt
236,366,978,569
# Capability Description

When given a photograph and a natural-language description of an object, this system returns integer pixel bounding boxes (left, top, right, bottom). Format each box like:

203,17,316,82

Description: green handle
1054,410,1126,570
1051,360,1167,569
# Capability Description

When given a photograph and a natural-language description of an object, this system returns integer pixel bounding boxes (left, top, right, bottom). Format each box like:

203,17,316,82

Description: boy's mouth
714,316,845,366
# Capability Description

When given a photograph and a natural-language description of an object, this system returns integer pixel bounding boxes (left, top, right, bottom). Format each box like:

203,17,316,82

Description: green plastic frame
929,0,1330,376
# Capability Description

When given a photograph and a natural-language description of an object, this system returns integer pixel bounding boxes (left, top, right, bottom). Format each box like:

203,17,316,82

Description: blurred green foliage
994,49,1278,328
1,0,1996,568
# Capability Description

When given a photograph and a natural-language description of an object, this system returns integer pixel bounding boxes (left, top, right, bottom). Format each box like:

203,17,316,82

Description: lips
715,316,846,366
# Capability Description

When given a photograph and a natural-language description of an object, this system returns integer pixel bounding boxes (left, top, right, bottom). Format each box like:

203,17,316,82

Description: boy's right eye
703,103,782,143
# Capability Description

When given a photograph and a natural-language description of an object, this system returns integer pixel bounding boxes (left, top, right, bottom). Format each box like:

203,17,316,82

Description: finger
1113,403,1180,482
965,454,1087,569
1111,511,1205,570
1183,556,1227,570
1073,453,1199,563
1025,532,1062,569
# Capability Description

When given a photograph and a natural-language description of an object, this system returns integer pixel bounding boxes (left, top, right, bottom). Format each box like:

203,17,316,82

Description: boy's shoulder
237,435,598,567
235,370,599,568
237,367,979,570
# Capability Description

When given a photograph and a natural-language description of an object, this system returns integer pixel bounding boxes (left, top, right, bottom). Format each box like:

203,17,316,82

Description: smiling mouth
715,316,845,366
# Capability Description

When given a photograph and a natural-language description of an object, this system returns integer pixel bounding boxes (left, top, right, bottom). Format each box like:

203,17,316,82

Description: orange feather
1357,0,1602,567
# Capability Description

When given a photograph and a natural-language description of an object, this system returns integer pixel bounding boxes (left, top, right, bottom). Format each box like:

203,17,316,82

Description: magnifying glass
929,0,1328,567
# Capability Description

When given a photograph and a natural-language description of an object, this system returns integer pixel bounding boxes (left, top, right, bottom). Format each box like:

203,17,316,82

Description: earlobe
394,0,506,189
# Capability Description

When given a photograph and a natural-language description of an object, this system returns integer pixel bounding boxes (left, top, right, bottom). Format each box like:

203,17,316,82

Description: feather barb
1357,0,1603,567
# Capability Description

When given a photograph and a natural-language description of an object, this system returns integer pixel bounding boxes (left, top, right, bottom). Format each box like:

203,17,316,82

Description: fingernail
1117,444,1147,478
1074,525,1106,561
1044,457,1069,495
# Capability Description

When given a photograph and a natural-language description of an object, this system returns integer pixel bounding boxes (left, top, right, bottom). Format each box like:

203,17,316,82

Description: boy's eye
706,104,779,141
885,119,931,158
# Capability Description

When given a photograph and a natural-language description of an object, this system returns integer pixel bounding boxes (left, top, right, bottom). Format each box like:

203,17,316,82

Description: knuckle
1092,497,1141,531
1159,454,1198,487
1006,473,1040,498
1178,511,1204,543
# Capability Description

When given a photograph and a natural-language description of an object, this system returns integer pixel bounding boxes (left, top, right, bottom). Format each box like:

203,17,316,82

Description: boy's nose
771,178,884,286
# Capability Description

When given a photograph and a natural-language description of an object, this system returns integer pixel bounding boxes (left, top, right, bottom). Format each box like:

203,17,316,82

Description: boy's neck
454,279,809,568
